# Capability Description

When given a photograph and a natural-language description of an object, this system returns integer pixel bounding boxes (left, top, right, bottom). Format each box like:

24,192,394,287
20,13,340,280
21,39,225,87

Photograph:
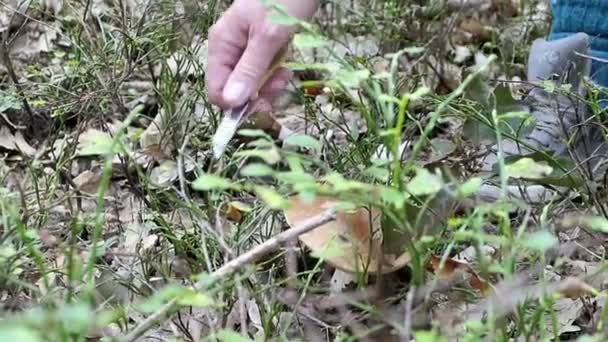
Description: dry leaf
139,112,173,158
0,126,36,156
224,201,250,223
40,0,64,15
246,299,263,334
460,19,491,42
330,269,355,293
430,255,489,294
150,160,179,187
39,229,58,248
284,195,410,274
557,277,598,299
547,298,584,336
73,170,102,194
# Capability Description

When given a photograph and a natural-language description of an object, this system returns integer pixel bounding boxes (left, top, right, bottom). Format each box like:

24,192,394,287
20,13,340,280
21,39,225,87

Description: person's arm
205,0,319,109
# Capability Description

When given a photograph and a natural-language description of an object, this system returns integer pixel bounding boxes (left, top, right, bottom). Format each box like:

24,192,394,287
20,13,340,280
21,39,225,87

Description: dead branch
121,208,336,342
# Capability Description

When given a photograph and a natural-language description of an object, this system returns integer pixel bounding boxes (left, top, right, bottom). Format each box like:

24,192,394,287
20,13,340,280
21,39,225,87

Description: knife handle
252,45,289,98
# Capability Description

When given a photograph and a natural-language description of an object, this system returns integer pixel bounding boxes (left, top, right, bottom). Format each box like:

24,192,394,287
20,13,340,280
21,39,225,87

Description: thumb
222,28,288,108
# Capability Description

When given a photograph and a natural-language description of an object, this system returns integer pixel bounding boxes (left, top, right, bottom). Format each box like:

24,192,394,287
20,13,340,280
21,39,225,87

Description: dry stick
121,209,337,342
401,287,416,340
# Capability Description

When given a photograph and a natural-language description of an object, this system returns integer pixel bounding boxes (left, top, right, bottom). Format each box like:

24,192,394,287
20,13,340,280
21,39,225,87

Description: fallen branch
121,208,336,342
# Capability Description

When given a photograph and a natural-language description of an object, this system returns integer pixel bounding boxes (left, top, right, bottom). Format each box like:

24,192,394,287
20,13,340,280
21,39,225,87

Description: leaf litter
1,0,607,341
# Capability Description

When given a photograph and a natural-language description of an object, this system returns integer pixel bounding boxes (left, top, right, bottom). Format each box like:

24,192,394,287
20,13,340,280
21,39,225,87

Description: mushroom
284,195,411,274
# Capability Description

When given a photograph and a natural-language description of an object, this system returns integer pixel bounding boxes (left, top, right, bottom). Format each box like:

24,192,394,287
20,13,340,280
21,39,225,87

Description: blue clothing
549,0,608,88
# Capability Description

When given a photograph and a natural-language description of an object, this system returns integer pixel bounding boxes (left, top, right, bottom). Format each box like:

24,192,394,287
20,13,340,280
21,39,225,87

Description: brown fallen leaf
459,19,491,42
73,169,102,194
302,84,324,97
430,255,490,295
224,202,244,223
557,277,599,299
0,126,36,156
283,195,410,274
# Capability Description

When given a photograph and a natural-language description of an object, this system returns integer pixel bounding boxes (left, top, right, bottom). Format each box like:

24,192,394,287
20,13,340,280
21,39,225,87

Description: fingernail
223,81,249,105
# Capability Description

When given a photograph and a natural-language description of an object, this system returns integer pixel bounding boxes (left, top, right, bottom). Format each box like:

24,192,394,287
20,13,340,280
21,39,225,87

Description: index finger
205,21,247,109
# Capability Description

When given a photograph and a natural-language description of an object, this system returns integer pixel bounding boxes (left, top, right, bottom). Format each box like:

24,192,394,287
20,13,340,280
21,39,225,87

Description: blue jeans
549,0,608,88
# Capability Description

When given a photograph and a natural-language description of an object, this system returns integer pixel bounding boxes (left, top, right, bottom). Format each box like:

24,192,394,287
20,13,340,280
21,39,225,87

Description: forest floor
1,0,608,341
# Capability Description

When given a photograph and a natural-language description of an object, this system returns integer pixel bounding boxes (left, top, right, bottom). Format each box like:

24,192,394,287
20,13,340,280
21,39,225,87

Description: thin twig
121,209,336,342
177,133,192,201
401,287,416,340
1,27,34,122
285,239,298,288
236,279,249,336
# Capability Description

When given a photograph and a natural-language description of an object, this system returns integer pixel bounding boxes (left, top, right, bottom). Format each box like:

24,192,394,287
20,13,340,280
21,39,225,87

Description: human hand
206,0,318,110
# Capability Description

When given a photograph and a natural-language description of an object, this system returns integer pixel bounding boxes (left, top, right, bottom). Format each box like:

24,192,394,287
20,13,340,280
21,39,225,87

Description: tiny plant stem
391,94,409,191
121,209,336,342
1,31,35,122
84,108,141,300
401,286,415,340
405,55,497,172
491,108,508,200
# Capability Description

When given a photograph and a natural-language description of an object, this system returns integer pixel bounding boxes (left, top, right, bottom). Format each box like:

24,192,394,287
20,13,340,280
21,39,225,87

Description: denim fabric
548,0,608,88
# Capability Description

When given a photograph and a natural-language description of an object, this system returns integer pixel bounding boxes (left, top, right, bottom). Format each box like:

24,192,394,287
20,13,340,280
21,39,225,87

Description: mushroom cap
284,195,410,274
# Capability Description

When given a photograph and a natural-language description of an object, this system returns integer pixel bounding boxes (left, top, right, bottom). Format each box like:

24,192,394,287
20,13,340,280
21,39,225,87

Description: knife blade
211,46,288,159
212,101,251,159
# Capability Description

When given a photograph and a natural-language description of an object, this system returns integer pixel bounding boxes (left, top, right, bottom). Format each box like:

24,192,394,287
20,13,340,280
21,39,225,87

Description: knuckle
238,63,263,80
258,24,288,42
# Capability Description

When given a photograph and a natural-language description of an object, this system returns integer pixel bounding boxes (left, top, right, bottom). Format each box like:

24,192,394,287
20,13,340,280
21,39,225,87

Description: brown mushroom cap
284,195,410,274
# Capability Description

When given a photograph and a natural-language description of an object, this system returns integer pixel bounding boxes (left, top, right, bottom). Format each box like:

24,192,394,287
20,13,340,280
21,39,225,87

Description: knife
212,46,288,159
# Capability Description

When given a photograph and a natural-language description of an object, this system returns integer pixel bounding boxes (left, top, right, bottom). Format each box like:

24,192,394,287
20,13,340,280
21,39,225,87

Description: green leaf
575,335,603,342
425,138,456,164
406,168,442,196
581,216,608,233
240,163,275,177
283,134,321,152
311,237,349,260
0,92,22,113
214,330,253,342
500,152,583,188
0,324,43,342
522,231,558,252
324,172,370,192
77,130,120,157
414,329,447,342
410,86,431,100
457,177,482,197
463,74,492,109
505,158,553,180
176,289,215,307
293,33,329,49
229,201,253,213
462,83,534,145
493,84,519,114
267,11,300,25
255,186,288,209
138,285,184,313
275,171,317,186
332,68,370,88
364,165,390,182
57,303,96,335
234,148,281,164
380,186,407,209
237,128,272,139
192,173,239,191
497,111,533,120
